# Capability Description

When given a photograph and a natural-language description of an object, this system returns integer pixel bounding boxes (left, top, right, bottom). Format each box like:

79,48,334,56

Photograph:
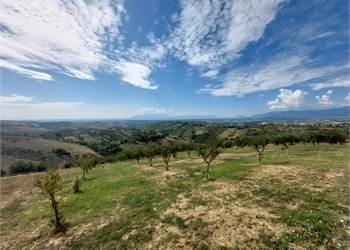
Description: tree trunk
258,153,262,165
137,159,140,165
165,162,169,171
149,158,153,166
206,163,210,180
82,169,85,179
50,195,61,229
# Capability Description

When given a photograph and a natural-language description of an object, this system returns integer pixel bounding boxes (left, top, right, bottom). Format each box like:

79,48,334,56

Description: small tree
73,157,87,179
198,143,220,180
127,147,144,164
185,143,194,158
86,155,98,170
161,146,172,171
144,146,159,166
36,171,64,233
273,134,300,156
73,156,96,179
247,136,269,165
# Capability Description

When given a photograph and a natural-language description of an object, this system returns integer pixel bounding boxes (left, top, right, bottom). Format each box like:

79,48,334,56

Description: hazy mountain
253,106,349,120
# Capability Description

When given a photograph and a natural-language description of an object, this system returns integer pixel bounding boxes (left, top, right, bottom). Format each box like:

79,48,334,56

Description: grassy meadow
0,143,349,249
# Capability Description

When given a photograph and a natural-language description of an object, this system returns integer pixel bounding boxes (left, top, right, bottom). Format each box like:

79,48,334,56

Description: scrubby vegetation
9,161,47,175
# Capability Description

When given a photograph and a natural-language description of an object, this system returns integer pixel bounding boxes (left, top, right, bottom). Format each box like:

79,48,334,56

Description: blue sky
0,0,349,120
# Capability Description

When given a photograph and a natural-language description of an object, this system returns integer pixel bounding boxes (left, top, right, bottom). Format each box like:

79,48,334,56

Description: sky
0,0,349,120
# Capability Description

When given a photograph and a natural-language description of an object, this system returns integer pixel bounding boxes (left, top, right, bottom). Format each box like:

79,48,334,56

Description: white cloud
315,90,334,106
114,62,157,90
0,59,52,81
0,94,83,120
167,0,283,69
267,89,308,110
344,93,350,104
0,94,32,103
0,0,125,80
200,70,219,79
202,55,348,96
309,75,350,90
0,94,82,107
139,107,173,114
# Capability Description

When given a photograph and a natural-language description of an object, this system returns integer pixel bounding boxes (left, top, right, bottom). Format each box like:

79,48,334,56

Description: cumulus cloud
315,90,334,106
267,89,308,110
167,0,283,69
0,0,125,80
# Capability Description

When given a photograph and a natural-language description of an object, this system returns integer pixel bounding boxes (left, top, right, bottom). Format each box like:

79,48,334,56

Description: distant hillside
129,114,219,120
254,106,349,120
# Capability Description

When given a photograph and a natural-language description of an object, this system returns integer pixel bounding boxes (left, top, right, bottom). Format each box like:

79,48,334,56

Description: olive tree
273,134,300,156
74,155,96,179
161,146,172,171
130,147,145,164
36,171,64,232
198,143,220,180
144,146,159,166
185,143,194,159
248,136,269,165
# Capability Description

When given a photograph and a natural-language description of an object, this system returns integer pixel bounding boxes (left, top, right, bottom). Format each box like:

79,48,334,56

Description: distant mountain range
129,106,349,121
253,106,349,120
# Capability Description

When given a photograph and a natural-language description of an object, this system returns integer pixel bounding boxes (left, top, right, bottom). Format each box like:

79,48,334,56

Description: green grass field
0,143,348,249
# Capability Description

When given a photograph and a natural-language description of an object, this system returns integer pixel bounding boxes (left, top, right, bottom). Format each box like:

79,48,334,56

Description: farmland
0,142,348,249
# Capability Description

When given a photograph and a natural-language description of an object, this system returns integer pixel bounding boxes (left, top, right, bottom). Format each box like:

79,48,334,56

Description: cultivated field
0,143,348,249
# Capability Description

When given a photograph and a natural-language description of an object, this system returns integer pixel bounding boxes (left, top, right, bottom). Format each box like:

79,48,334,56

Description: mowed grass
0,143,348,249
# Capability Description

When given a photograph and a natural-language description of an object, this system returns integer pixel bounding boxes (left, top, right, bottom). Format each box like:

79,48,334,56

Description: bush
1,169,6,177
9,161,47,175
52,148,71,157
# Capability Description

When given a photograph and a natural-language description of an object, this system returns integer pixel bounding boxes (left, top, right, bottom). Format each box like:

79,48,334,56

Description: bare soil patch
254,164,344,191
149,179,289,249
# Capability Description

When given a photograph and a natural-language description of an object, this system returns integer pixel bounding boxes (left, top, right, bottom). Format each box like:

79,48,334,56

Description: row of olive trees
112,129,347,175
220,130,347,164
115,143,195,170
35,129,346,233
